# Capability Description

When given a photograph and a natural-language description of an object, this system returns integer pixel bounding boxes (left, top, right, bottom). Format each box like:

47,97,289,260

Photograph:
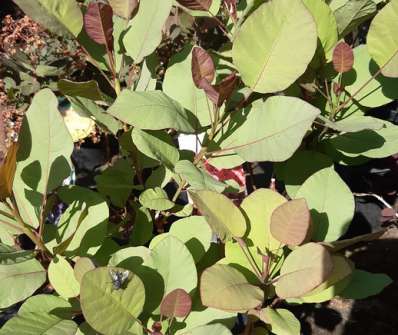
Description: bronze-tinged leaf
160,288,192,318
192,46,215,89
214,72,238,107
176,0,212,11
84,2,114,51
270,198,312,246
0,142,19,200
332,42,354,73
108,0,139,19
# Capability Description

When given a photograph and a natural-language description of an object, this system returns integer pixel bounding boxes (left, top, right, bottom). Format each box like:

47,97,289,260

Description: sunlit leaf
367,0,398,77
81,267,145,335
200,264,263,312
233,0,317,93
189,190,246,241
275,243,333,299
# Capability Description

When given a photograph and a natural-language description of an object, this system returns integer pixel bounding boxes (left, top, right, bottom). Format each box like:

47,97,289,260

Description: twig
353,193,398,218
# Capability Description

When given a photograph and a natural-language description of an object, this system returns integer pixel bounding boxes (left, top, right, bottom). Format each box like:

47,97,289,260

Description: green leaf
0,244,34,265
326,120,398,159
270,198,312,246
163,45,212,127
333,0,376,37
367,0,398,77
218,97,320,162
19,294,74,317
219,241,263,285
174,305,235,335
342,45,397,107
339,269,392,299
70,96,122,135
0,258,46,308
240,188,287,253
151,235,198,295
274,150,333,198
107,90,199,133
58,80,103,101
184,324,233,335
139,187,174,210
80,267,145,335
200,264,263,312
295,167,354,242
299,255,353,303
175,160,226,192
0,313,78,335
74,257,96,284
132,129,180,170
48,256,80,298
275,243,333,299
189,190,246,241
149,216,212,263
13,0,83,36
232,0,317,93
302,0,338,61
13,89,73,229
95,158,135,207
55,186,109,256
123,0,172,63
130,206,153,246
265,308,300,335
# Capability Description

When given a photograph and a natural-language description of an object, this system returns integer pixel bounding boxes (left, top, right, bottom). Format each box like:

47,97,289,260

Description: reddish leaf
160,289,192,318
192,46,215,89
176,0,212,11
214,72,238,106
84,2,114,51
333,42,354,73
204,160,245,187
270,198,312,246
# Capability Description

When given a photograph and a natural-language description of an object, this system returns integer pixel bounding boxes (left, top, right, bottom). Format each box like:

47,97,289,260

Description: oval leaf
367,0,398,77
189,190,246,241
270,198,312,246
80,267,145,335
192,47,215,89
295,167,355,242
160,288,192,318
333,41,354,73
48,256,80,299
139,187,174,211
219,97,320,162
107,90,198,133
275,243,333,299
13,0,83,36
200,264,264,312
84,2,114,51
0,258,46,309
232,0,317,93
123,0,172,63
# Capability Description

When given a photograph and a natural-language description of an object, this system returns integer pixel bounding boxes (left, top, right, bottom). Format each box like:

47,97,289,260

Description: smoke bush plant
0,0,396,334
